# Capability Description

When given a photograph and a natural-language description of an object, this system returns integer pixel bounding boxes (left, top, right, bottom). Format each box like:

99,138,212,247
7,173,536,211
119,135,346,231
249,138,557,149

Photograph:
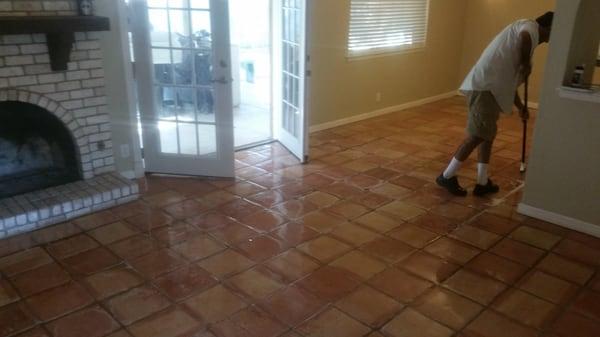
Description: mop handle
521,77,529,164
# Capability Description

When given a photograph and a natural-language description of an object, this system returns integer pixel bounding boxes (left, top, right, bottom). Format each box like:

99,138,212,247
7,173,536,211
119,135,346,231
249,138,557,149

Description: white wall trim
518,203,600,238
310,91,458,133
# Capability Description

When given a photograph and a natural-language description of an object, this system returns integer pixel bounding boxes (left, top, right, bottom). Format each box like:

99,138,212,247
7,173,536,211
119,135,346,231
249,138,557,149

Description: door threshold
235,138,275,151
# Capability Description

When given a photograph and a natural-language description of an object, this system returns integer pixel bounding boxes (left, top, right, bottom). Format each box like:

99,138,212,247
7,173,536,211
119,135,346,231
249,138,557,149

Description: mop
520,76,529,173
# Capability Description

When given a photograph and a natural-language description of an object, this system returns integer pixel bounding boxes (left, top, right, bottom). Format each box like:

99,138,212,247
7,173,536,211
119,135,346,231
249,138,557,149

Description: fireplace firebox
0,101,81,198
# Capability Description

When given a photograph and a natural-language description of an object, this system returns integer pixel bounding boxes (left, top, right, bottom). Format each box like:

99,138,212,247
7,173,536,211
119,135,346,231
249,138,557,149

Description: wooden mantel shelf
0,16,110,71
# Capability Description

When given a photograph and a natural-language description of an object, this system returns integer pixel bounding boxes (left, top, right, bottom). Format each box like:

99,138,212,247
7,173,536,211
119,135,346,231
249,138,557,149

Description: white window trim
346,0,431,60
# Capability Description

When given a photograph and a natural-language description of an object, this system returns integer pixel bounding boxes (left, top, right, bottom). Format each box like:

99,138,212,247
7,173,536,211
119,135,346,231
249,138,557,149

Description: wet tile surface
1,98,599,336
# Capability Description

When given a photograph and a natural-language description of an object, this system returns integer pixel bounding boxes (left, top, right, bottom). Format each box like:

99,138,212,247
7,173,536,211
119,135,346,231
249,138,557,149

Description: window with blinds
347,0,430,58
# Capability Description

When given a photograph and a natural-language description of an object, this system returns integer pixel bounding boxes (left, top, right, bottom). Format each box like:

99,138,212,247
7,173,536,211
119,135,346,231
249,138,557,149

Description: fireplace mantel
0,16,110,71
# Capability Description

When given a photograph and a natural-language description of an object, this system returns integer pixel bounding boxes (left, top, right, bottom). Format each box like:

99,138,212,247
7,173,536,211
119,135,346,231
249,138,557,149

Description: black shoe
436,174,467,197
473,179,500,197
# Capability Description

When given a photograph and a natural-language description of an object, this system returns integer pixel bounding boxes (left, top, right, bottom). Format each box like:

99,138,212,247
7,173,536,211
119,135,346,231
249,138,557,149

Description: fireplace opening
0,101,81,198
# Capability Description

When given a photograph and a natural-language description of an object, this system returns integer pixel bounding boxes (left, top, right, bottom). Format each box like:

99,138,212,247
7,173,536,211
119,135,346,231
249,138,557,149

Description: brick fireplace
0,1,139,238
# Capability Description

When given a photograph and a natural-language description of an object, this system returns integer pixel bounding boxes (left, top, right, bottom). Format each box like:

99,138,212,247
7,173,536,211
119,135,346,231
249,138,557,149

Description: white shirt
460,19,539,114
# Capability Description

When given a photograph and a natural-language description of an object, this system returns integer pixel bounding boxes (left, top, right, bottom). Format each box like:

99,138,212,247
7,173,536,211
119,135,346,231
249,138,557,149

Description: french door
274,0,310,162
130,0,235,177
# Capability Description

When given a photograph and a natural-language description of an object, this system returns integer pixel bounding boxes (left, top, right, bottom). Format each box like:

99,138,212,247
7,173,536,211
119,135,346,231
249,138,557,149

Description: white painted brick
82,162,92,172
34,54,50,63
88,50,102,59
62,99,83,110
5,55,34,66
67,62,78,71
66,70,90,81
83,96,106,107
86,114,109,125
92,158,104,168
104,157,115,166
42,1,70,11
7,89,17,100
24,64,51,75
0,45,19,56
32,34,46,43
81,78,104,88
70,89,94,99
20,44,47,54
86,32,101,40
0,58,4,67
28,92,40,104
72,128,84,139
90,69,104,78
3,34,32,44
75,40,100,50
13,1,43,11
46,101,58,113
56,80,81,91
18,91,29,102
70,50,88,61
74,32,87,41
28,84,56,93
0,66,24,77
55,106,66,118
73,107,97,118
38,73,65,84
45,92,69,102
89,132,110,142
0,78,7,88
79,59,102,69
95,150,113,160
9,75,37,87
100,123,111,132
83,125,100,134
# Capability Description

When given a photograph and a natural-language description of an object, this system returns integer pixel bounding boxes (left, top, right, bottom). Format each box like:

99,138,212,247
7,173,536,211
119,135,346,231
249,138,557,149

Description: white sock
443,158,462,179
477,163,489,185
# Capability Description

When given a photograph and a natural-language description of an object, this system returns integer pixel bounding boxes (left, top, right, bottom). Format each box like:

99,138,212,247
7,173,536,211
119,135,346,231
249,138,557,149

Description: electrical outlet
120,144,130,158
375,92,382,102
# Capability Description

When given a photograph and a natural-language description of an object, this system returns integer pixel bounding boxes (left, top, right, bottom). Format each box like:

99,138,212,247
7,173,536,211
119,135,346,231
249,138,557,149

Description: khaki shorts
465,91,502,142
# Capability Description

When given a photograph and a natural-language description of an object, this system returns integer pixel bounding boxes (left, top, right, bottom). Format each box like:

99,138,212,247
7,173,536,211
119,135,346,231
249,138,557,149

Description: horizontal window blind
348,0,429,57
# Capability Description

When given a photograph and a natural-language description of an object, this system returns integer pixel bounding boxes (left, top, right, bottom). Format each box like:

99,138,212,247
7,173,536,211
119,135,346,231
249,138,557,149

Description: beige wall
521,0,600,228
459,0,557,105
308,0,468,127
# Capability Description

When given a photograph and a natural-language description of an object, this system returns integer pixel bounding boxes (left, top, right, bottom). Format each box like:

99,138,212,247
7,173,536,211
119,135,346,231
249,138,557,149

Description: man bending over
437,12,554,197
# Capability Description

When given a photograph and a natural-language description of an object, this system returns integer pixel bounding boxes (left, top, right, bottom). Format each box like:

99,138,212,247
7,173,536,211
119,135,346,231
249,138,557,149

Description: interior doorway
229,0,272,148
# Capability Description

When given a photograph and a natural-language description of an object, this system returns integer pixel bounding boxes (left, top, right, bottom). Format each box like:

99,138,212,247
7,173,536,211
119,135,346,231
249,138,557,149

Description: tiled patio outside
1,96,599,337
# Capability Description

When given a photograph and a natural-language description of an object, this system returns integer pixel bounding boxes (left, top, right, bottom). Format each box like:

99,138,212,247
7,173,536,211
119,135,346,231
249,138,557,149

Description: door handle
210,76,232,84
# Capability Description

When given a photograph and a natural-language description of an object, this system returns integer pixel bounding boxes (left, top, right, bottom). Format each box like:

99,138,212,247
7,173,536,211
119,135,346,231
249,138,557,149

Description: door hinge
306,70,311,77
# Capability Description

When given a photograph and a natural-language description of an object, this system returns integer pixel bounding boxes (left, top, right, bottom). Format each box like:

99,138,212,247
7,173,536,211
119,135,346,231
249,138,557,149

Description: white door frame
130,0,235,177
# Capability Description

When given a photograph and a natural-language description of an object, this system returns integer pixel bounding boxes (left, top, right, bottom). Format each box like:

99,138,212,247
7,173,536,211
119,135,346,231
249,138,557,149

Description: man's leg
438,136,483,196
442,136,484,179
476,140,493,185
473,139,500,196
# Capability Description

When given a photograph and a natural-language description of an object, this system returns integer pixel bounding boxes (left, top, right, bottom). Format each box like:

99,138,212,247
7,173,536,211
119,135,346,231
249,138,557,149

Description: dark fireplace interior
0,101,81,199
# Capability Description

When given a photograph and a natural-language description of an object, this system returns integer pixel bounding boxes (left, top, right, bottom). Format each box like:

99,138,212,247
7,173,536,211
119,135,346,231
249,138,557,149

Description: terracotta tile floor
1,96,600,337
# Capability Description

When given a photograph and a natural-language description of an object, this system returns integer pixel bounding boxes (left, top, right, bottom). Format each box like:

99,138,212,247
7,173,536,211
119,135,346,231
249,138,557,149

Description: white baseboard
518,203,600,238
309,91,458,133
